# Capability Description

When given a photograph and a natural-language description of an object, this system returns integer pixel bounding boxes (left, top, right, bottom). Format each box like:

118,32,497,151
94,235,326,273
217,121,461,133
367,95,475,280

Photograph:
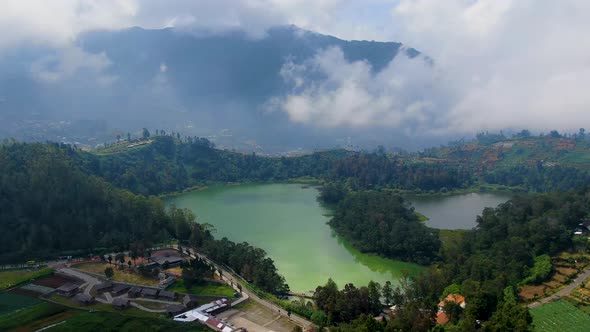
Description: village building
436,294,467,325
166,304,186,316
94,281,113,293
159,290,177,300
575,220,590,235
183,294,199,308
128,286,142,298
141,287,159,298
152,255,184,268
56,283,80,297
112,284,130,296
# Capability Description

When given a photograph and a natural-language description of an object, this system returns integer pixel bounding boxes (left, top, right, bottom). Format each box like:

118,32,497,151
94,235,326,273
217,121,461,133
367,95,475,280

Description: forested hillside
4,138,590,329
0,143,177,262
83,136,474,196
325,189,590,330
0,141,289,295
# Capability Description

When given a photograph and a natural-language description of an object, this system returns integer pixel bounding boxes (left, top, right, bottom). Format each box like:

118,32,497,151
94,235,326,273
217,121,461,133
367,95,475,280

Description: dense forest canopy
328,191,440,264
0,142,289,295
3,135,590,330
0,143,175,262
79,135,590,197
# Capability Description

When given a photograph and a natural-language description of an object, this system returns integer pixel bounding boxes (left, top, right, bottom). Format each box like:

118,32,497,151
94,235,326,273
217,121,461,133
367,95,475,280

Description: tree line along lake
166,183,511,293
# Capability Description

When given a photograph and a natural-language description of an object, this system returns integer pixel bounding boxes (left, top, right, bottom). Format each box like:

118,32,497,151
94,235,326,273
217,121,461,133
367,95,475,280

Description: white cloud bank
1,0,589,135
274,47,441,132
388,0,590,134
272,0,590,135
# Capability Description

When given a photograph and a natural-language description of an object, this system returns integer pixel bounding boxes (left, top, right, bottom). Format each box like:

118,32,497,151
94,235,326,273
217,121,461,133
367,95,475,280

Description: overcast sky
1,0,590,135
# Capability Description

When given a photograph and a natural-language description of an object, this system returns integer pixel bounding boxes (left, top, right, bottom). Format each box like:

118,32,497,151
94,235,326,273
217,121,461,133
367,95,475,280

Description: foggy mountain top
0,1,589,151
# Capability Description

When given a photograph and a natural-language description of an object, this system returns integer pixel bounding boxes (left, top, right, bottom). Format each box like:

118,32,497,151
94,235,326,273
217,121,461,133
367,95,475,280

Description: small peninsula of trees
327,190,441,264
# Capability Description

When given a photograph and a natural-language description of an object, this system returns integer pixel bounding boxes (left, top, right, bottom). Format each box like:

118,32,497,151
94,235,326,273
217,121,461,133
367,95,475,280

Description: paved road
60,268,100,297
177,245,312,329
528,266,590,308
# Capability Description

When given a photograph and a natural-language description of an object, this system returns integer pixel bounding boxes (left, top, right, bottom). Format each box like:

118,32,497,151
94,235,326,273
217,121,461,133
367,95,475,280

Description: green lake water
410,192,512,230
166,183,423,293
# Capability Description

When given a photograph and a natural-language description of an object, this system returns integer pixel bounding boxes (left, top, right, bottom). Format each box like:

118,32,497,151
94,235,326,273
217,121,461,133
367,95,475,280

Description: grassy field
531,300,590,332
0,302,68,331
168,279,235,297
0,267,53,291
93,139,154,155
1,303,207,332
74,262,158,286
0,291,42,316
47,294,161,318
49,311,209,332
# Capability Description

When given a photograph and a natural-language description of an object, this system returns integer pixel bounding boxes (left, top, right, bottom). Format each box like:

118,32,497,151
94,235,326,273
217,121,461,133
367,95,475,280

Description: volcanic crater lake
166,183,423,293
410,192,512,230
167,184,513,292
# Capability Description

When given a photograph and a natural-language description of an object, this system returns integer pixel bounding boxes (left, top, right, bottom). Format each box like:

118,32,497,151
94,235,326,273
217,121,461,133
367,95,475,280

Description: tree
128,260,132,268
486,287,532,331
442,284,462,298
443,301,463,325
367,281,382,314
115,253,125,268
142,128,151,139
104,267,114,279
382,281,393,305
130,249,138,266
311,310,328,327
127,132,131,141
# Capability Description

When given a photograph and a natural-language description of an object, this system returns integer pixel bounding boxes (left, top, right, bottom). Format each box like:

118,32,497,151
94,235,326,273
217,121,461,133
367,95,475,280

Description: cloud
0,0,138,49
271,47,440,132
389,0,590,134
270,0,590,136
29,46,116,84
2,0,590,136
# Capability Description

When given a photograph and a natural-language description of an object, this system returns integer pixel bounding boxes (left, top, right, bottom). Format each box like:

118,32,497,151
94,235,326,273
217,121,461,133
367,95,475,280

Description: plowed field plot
32,274,78,289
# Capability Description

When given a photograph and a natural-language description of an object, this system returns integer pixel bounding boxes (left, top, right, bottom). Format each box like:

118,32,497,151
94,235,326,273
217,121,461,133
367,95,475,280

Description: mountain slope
0,26,421,151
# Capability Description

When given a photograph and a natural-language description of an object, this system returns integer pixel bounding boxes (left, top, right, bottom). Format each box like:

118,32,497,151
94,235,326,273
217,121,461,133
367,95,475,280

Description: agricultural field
0,302,69,331
519,253,590,302
74,262,158,286
47,294,162,319
0,267,53,291
0,302,207,332
168,279,235,297
0,291,42,316
531,300,590,332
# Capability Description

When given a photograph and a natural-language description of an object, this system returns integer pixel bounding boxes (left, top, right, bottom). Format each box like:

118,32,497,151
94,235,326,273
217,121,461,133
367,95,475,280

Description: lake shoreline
165,183,423,292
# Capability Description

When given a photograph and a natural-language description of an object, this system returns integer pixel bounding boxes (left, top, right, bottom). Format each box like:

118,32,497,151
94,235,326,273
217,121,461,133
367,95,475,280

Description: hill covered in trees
0,142,289,295
4,136,590,330
82,135,474,196
0,142,177,262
